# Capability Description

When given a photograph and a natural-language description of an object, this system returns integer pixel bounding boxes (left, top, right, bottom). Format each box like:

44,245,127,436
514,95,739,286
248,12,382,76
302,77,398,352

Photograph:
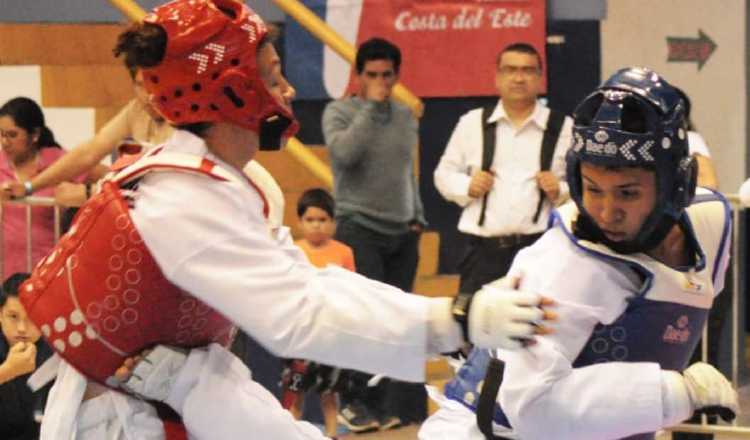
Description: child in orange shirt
295,188,354,272
286,188,354,439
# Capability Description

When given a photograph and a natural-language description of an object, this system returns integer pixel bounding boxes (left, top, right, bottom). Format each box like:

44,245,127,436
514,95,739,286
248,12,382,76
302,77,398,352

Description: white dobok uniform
37,130,459,439
419,190,731,440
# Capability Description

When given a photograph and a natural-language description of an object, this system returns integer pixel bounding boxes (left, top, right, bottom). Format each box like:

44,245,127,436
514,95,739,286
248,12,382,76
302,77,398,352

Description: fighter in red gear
21,1,553,439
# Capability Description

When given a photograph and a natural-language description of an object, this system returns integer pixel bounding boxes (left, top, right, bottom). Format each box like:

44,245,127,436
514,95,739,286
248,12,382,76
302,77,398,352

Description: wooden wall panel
41,65,132,107
413,274,459,298
254,147,330,192
0,24,127,66
417,231,439,276
95,105,127,131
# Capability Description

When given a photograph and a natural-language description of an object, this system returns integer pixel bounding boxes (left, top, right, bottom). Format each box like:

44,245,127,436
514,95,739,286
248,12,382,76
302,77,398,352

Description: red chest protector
19,151,268,386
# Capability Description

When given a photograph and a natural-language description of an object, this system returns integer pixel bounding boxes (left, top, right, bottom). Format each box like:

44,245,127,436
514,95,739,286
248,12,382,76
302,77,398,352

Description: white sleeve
496,232,669,439
131,172,453,382
167,344,327,440
688,131,711,158
434,114,474,207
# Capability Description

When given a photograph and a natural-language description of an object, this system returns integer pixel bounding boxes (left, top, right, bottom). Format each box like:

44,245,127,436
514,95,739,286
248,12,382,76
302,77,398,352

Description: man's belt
472,233,542,248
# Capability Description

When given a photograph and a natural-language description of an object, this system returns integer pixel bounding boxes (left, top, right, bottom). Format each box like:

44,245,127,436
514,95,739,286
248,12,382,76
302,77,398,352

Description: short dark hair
113,22,167,80
496,42,543,72
355,38,401,74
0,273,30,308
297,188,335,218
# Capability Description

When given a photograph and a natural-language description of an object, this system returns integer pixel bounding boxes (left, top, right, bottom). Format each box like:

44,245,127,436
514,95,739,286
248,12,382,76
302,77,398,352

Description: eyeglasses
497,65,541,77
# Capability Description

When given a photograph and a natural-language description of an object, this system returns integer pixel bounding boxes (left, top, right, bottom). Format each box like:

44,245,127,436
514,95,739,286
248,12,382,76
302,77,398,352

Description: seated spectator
0,272,53,440
0,97,88,275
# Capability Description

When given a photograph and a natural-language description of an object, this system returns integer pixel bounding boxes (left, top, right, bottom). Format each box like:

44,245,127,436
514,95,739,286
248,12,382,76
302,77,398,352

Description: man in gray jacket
322,37,426,433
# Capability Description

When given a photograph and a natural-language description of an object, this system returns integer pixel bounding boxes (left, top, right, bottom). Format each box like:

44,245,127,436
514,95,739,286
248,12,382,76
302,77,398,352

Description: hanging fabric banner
285,0,546,99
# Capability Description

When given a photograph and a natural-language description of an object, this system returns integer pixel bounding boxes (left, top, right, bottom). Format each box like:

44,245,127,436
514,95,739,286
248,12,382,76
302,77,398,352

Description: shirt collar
488,99,549,130
162,129,249,183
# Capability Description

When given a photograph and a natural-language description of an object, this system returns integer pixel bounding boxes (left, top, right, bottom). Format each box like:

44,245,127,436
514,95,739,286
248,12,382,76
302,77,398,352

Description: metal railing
0,196,61,281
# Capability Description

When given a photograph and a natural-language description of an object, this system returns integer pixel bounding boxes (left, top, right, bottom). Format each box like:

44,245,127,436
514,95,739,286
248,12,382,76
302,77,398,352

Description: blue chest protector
443,192,731,440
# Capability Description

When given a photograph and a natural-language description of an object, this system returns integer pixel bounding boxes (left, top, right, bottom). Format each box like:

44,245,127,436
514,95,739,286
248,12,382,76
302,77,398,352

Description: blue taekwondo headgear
566,67,697,254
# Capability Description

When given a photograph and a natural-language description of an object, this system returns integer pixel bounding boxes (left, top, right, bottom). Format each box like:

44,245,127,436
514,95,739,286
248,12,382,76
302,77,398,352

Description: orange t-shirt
295,238,356,271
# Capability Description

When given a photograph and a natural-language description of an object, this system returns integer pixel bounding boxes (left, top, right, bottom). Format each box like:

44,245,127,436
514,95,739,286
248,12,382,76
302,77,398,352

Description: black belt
471,233,542,249
477,357,512,440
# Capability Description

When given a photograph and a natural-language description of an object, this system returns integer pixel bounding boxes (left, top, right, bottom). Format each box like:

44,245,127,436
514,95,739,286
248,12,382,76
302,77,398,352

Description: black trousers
458,233,543,295
334,218,426,423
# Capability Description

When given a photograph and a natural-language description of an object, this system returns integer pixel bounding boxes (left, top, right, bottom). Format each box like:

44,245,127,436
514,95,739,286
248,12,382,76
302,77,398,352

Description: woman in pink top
0,97,84,277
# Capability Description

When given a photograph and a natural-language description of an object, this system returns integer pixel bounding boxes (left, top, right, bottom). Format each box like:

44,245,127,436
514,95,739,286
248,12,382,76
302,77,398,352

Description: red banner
347,0,546,97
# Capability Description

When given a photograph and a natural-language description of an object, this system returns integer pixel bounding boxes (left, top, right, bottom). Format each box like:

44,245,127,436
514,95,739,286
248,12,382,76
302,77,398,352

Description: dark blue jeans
334,218,426,423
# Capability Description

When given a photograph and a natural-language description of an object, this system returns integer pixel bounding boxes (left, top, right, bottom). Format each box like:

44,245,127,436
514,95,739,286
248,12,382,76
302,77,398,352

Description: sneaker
378,415,402,431
337,402,379,433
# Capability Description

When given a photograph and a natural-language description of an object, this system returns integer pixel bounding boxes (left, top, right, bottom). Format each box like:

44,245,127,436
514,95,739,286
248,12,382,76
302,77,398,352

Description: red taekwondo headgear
142,0,299,150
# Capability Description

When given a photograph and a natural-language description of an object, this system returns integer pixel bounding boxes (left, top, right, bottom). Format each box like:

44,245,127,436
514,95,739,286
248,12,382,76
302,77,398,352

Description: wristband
451,292,475,343
23,181,33,196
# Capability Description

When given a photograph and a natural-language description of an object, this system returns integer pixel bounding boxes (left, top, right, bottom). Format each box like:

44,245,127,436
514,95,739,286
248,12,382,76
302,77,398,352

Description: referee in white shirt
434,42,574,294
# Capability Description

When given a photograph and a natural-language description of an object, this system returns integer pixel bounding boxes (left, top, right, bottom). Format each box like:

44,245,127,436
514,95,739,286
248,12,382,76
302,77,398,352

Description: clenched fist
468,170,495,198
536,171,560,202
2,341,37,379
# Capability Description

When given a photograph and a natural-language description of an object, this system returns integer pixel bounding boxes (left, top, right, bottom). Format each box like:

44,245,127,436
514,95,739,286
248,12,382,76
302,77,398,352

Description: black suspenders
477,105,497,226
532,109,566,223
477,106,566,227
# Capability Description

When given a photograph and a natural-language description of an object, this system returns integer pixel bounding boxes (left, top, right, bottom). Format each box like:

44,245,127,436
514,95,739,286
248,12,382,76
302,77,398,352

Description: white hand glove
468,283,544,350
683,362,739,421
123,345,188,402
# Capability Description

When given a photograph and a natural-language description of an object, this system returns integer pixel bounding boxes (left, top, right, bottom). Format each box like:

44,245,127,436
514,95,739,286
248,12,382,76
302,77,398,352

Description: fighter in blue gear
419,67,739,440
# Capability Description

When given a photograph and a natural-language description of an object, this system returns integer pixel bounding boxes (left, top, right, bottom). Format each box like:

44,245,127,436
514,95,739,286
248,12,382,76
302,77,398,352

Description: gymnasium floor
338,384,750,439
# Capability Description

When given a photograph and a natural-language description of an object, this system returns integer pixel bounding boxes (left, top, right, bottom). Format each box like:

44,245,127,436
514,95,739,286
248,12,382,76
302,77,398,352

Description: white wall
0,66,94,150
602,0,746,193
